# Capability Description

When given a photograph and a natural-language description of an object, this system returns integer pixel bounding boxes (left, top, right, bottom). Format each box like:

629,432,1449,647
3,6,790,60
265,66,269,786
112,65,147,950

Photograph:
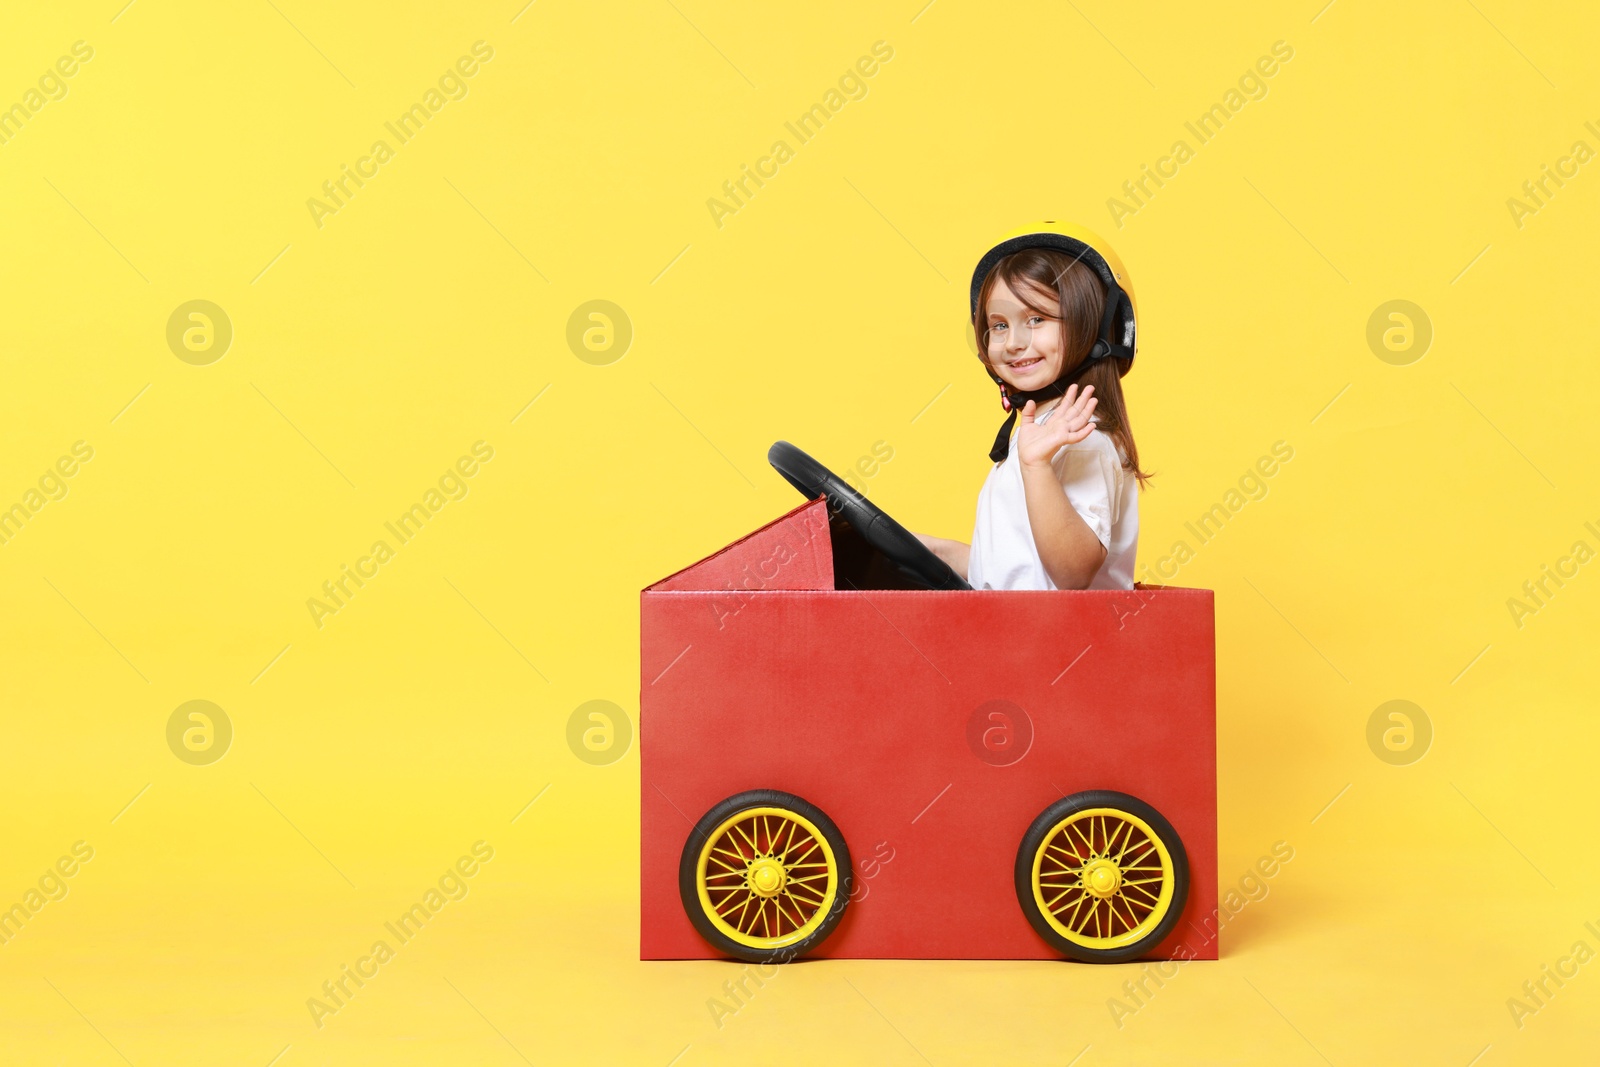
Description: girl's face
984,276,1065,393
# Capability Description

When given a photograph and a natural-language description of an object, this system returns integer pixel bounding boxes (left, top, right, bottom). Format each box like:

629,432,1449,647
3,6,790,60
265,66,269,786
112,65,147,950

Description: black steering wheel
767,441,970,591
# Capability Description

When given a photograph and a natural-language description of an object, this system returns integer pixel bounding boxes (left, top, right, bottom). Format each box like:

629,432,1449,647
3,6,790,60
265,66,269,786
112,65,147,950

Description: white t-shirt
967,408,1138,591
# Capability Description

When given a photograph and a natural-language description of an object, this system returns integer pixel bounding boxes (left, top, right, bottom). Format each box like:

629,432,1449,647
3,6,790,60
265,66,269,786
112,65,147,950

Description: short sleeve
1049,437,1118,549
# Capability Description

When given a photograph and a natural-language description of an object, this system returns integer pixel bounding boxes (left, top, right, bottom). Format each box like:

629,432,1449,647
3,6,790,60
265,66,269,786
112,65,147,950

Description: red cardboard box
640,496,1218,961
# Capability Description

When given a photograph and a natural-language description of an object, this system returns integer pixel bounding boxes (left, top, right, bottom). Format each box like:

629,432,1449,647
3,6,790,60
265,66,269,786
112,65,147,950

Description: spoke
1121,875,1167,887
1110,893,1141,932
1123,837,1158,861
1110,821,1134,864
788,838,822,866
1043,885,1079,910
1097,895,1118,935
1048,891,1086,920
1050,849,1085,872
1047,885,1085,910
718,890,752,918
1045,844,1084,869
752,896,769,938
1104,900,1124,936
741,891,766,933
786,871,833,885
763,894,785,935
733,820,760,855
777,818,798,861
746,896,762,937
776,891,809,928
1067,819,1094,854
786,897,823,917
786,881,827,904
1121,882,1161,905
1121,840,1158,868
1062,891,1092,931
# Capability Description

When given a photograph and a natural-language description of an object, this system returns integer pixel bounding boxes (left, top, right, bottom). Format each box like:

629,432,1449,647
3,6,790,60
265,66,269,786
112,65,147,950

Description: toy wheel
1015,790,1189,963
679,789,852,963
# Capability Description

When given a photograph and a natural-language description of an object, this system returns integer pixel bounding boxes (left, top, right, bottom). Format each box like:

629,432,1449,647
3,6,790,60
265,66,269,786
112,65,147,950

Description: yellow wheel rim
696,807,840,950
1032,807,1176,950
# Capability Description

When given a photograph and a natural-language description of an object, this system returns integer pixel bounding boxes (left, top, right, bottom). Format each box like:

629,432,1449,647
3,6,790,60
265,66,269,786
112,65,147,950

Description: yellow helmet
968,220,1138,372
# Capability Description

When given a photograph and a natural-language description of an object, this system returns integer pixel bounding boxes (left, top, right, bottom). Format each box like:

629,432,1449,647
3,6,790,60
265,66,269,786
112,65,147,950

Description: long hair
974,248,1153,490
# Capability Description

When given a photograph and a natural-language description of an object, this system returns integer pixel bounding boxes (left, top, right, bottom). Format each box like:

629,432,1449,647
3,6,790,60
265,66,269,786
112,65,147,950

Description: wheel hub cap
1082,858,1121,898
747,857,786,897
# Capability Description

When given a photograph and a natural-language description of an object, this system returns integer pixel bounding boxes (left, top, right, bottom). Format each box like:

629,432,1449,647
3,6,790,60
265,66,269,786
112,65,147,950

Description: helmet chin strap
987,357,1100,464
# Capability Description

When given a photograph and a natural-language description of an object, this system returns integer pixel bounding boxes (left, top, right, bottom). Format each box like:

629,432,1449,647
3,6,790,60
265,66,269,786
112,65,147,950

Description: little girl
916,223,1150,591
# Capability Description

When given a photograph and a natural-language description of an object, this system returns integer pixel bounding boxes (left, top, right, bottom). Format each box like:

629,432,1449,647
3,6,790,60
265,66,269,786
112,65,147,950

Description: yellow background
2,1,1597,1063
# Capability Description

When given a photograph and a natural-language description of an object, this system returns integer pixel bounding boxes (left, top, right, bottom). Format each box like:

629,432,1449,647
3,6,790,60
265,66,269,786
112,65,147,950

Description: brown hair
974,248,1153,490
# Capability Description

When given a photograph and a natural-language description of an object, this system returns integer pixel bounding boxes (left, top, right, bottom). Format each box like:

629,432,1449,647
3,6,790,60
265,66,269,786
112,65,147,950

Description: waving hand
1014,385,1097,469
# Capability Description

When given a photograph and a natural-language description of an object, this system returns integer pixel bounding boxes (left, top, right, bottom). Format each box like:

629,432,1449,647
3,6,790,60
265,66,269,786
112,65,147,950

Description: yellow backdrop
2,1,1596,1063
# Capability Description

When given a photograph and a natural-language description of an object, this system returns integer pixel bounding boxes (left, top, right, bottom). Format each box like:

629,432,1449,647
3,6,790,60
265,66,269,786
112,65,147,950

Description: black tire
678,789,853,964
1014,790,1189,963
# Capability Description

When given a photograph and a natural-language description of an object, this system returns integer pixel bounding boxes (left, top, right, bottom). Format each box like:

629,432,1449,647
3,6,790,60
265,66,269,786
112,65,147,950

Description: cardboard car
639,443,1217,963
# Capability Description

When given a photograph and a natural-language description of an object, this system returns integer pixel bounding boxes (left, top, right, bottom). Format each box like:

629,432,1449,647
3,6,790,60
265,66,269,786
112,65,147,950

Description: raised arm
1014,388,1108,590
